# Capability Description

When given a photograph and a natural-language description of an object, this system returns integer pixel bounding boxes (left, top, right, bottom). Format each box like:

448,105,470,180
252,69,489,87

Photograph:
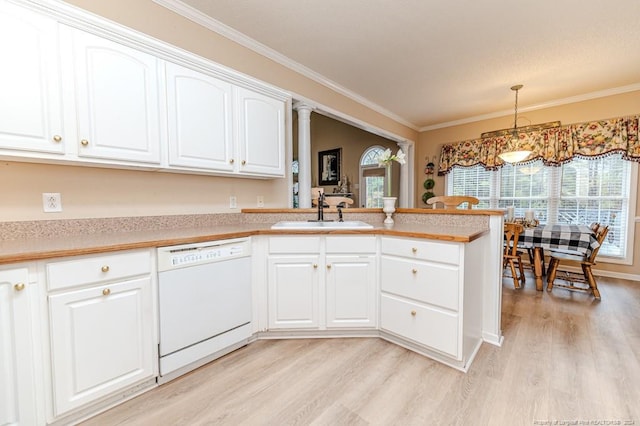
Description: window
360,146,386,208
446,154,636,262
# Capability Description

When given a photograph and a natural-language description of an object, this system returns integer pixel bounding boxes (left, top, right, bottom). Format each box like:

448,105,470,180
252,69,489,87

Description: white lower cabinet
268,254,320,329
0,266,41,426
46,250,156,417
379,236,483,368
267,235,377,330
325,236,377,329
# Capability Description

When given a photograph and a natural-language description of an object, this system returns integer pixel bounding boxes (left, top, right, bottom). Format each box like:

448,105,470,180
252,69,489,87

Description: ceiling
172,0,640,130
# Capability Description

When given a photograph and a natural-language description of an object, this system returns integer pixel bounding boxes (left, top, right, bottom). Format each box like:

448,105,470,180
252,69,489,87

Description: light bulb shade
498,149,532,163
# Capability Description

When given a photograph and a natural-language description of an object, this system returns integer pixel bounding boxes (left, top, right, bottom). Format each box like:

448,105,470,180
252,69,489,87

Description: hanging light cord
512,84,521,135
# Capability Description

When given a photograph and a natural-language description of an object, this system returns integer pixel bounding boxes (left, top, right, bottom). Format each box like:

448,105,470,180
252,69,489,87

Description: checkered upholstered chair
546,225,609,299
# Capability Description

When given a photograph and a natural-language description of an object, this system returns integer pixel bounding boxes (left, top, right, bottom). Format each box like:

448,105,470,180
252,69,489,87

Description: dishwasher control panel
157,238,250,271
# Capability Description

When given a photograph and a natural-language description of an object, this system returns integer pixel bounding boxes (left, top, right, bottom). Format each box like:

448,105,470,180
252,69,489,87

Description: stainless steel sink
271,220,374,230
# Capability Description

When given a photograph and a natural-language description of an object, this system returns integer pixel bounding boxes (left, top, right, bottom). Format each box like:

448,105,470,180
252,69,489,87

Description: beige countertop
0,221,488,265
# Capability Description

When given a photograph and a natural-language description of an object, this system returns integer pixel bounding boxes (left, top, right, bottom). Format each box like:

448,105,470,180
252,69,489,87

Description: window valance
438,115,640,175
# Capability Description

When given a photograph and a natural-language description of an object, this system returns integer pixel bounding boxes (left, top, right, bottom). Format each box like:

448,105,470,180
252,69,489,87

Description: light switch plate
257,196,264,207
229,196,237,209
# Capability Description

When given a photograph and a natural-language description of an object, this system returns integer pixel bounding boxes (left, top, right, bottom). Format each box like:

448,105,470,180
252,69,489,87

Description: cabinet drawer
269,236,320,254
381,237,459,264
380,294,459,358
380,257,459,310
47,250,151,291
326,236,376,254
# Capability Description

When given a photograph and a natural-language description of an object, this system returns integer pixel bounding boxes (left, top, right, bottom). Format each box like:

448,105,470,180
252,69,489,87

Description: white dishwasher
157,238,251,383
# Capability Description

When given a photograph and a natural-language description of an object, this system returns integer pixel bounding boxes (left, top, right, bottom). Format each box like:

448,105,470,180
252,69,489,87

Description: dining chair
503,222,526,289
427,195,479,210
546,225,609,299
323,196,354,208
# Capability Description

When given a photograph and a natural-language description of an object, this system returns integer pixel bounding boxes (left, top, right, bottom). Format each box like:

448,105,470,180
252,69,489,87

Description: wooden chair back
427,195,479,210
588,225,609,263
323,196,354,208
504,222,524,257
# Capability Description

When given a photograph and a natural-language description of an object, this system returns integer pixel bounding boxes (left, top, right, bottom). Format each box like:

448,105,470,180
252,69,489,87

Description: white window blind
557,155,631,258
447,166,492,208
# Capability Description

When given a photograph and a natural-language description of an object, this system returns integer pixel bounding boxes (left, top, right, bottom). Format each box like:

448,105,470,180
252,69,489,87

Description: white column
397,141,413,208
294,102,314,208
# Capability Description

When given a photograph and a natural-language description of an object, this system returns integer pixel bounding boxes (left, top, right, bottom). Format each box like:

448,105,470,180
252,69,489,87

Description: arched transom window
359,146,387,207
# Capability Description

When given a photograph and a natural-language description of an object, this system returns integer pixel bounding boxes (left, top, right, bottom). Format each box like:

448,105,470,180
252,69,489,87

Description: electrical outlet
43,193,62,212
229,196,237,209
257,196,264,207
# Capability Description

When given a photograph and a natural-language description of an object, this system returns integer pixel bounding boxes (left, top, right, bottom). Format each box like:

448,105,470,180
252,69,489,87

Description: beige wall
0,161,287,220
302,113,400,206
416,90,640,276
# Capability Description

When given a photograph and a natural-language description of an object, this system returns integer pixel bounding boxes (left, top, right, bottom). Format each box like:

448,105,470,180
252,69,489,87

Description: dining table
517,224,600,291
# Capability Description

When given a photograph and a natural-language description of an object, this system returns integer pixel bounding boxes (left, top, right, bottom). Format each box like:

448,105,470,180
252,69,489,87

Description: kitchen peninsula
0,208,504,425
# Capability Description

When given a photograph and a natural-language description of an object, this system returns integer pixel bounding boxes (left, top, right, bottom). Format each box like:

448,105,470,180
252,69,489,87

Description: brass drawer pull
411,310,417,316
102,288,111,296
14,282,25,291
101,265,110,273
80,139,89,146
53,135,62,142
411,247,417,253
412,268,417,274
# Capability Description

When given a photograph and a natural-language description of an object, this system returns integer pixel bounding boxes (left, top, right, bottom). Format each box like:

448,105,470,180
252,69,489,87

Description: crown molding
420,82,640,132
152,0,419,131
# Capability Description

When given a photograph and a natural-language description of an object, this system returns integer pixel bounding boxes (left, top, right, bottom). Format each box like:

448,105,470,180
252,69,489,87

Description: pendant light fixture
498,84,532,163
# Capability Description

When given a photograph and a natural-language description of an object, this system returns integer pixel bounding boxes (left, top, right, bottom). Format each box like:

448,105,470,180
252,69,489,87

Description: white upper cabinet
0,2,289,177
235,87,286,177
165,62,234,171
0,2,65,155
60,25,162,165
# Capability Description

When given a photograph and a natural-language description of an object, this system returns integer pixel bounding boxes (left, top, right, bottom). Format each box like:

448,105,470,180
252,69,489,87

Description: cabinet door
0,268,39,426
268,256,319,329
234,87,285,177
62,26,161,164
165,62,234,171
0,3,64,154
325,255,377,328
49,276,154,415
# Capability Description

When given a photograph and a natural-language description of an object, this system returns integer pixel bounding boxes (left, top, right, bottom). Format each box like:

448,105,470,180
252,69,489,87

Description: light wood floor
83,273,640,425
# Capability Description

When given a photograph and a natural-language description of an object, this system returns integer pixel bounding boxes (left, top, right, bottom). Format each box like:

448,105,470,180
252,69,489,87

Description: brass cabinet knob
241,160,246,165
326,264,331,269
411,310,417,316
53,135,62,142
80,139,89,146
412,268,417,274
14,282,25,291
102,288,111,296
229,158,235,164
313,264,318,269
411,247,417,253
101,265,110,273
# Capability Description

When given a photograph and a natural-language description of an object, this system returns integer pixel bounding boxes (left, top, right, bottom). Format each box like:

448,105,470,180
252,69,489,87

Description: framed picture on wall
318,148,341,185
